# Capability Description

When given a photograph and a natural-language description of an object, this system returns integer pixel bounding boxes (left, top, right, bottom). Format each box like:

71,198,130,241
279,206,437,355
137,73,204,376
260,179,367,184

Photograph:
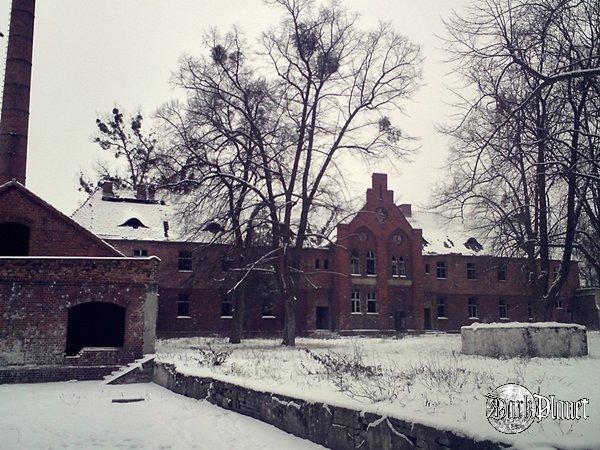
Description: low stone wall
461,322,588,358
153,363,507,450
0,365,119,384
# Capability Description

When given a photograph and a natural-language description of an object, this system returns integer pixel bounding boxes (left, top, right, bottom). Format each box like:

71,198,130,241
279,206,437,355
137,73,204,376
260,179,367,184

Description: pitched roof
0,180,123,256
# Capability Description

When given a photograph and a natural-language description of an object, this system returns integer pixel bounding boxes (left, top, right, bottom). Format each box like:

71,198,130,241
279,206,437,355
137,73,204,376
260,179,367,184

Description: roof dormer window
119,218,148,229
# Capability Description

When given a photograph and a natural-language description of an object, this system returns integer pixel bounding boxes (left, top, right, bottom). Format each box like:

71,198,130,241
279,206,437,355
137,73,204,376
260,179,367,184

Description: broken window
0,222,30,256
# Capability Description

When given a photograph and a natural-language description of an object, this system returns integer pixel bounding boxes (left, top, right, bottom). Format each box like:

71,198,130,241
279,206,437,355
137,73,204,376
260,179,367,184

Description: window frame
178,250,193,272
436,261,447,279
499,298,508,319
468,297,478,319
220,296,233,318
366,292,377,314
133,249,148,257
350,252,360,276
436,296,447,319
176,293,191,318
350,291,361,314
366,250,377,276
466,262,477,280
498,264,508,281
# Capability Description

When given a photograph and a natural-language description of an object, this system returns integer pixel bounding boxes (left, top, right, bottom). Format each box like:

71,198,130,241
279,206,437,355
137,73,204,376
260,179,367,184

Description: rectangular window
315,259,320,270
437,296,446,318
468,297,478,319
261,300,275,318
555,298,563,309
324,259,329,270
221,296,233,317
177,293,190,317
425,264,430,274
436,261,447,279
367,292,377,313
366,251,376,276
351,291,361,313
466,262,477,280
498,264,507,281
350,252,360,275
528,299,533,320
178,251,193,271
133,249,148,257
499,298,508,319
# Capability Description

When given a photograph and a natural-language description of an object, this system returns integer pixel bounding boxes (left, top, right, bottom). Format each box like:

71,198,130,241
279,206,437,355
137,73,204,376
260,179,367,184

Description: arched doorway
0,222,30,256
65,302,126,356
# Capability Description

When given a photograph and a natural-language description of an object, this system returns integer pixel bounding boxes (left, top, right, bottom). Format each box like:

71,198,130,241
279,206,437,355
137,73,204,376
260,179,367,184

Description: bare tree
439,0,600,318
165,0,422,345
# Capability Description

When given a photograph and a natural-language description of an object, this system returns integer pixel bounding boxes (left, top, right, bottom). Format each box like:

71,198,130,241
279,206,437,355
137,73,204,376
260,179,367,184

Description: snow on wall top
72,188,196,242
462,321,587,330
407,210,489,256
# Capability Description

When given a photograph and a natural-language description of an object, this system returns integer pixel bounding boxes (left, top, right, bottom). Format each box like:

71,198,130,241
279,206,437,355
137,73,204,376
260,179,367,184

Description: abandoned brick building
72,173,600,337
0,0,159,383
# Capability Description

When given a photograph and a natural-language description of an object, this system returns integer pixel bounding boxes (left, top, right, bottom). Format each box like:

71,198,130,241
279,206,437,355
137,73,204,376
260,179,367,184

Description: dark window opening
499,298,508,319
133,249,148,257
528,300,533,320
316,307,330,330
220,254,234,271
178,251,193,271
467,262,477,280
65,302,125,356
119,217,147,229
221,296,233,317
424,308,432,330
323,259,329,270
350,251,360,275
437,297,446,318
464,237,483,252
367,292,377,313
0,222,30,256
262,300,275,317
498,264,507,281
555,298,563,309
177,293,190,317
425,264,430,274
315,258,320,270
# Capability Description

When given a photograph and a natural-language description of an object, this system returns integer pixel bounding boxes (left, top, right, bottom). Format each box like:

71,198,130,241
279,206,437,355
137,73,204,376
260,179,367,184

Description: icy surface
157,333,600,449
0,381,324,449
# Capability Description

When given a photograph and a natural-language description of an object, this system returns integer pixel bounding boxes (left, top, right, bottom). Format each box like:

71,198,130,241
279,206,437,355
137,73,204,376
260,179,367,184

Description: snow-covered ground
157,332,600,450
0,381,324,449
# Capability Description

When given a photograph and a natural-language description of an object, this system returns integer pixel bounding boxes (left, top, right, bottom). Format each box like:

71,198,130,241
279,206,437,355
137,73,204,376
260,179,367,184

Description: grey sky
0,0,464,214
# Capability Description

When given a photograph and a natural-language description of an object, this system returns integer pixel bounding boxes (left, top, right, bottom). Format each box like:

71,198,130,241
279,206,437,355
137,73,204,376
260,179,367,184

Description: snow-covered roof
408,210,489,256
72,188,198,242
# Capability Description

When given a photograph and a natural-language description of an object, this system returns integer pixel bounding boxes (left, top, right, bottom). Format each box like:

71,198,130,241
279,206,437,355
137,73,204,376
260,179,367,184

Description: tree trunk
282,289,296,346
229,287,245,344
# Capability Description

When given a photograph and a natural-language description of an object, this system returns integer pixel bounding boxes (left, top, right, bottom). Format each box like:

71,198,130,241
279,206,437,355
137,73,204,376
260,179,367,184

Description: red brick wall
0,186,119,256
0,257,158,367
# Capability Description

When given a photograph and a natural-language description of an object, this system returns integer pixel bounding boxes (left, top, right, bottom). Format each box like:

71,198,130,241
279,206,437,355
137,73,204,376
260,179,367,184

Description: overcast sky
0,0,465,214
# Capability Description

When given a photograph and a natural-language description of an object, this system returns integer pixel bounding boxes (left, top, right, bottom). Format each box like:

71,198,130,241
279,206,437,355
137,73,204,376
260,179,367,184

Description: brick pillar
0,0,36,185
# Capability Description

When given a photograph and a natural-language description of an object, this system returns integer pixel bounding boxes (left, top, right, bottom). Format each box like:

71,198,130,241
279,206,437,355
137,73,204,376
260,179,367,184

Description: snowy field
157,332,600,450
0,381,324,449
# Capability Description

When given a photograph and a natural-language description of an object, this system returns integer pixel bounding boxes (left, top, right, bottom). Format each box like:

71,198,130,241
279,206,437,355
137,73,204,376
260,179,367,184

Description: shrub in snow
191,341,232,366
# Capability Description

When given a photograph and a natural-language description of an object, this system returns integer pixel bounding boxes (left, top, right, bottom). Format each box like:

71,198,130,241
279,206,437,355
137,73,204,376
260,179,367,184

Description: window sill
350,273,361,277
437,316,448,320
221,315,233,319
177,316,191,319
468,317,479,320
262,315,276,319
178,270,193,273
436,277,447,280
366,312,379,315
366,274,377,278
500,317,510,321
351,312,362,315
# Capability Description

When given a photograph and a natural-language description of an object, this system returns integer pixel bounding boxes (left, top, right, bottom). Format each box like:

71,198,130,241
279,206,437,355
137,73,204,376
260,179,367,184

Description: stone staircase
103,354,155,385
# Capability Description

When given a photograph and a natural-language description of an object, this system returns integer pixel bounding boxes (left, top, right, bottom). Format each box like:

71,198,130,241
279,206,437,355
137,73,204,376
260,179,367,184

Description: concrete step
103,354,155,385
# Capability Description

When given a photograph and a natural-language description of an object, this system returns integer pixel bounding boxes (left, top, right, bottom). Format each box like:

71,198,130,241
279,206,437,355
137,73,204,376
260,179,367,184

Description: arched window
391,256,399,277
366,250,376,276
0,222,30,256
119,218,147,229
398,256,406,277
65,302,125,356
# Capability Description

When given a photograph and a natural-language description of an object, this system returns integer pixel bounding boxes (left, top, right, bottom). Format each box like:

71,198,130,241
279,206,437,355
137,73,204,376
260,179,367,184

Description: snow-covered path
0,381,324,450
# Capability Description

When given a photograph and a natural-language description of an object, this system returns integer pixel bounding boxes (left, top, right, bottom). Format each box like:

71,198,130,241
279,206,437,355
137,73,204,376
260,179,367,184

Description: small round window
393,234,402,244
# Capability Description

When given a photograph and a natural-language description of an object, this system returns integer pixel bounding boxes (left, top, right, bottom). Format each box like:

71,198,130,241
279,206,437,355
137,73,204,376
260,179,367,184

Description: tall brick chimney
0,0,36,185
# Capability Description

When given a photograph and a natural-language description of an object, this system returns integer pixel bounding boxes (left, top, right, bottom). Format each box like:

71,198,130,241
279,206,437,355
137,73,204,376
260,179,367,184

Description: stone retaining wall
461,322,588,358
153,363,507,450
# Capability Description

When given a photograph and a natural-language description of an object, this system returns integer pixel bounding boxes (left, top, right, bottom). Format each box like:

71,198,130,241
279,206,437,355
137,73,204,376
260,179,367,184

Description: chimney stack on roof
101,180,114,197
399,204,412,217
136,184,147,201
0,0,36,186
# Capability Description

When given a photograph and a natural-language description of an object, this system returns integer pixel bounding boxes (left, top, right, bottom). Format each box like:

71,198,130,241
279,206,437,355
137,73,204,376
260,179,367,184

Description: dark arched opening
65,302,126,356
0,222,30,256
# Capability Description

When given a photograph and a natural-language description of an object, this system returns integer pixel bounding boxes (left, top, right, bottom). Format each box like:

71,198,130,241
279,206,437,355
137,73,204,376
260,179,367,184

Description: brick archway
65,302,126,356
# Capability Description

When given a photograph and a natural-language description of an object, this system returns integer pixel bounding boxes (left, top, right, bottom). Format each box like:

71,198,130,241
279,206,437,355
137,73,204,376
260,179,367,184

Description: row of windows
427,262,508,281
349,251,407,277
176,294,275,318
435,297,512,320
350,291,378,313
